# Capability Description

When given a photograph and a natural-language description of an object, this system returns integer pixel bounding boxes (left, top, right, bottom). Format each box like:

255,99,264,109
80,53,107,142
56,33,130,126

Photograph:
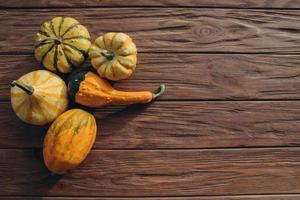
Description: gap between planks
1,6,300,10
4,99,300,103
2,52,300,56
2,146,300,151
0,0,300,9
2,193,300,199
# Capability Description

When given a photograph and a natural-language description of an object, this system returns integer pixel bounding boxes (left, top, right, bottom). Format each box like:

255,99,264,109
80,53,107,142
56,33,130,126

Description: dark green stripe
63,43,87,58
74,117,89,134
63,36,90,41
61,23,80,37
34,41,52,48
68,71,88,101
53,45,58,71
54,122,73,138
58,17,64,36
38,30,50,37
62,47,73,69
41,44,55,65
49,20,57,36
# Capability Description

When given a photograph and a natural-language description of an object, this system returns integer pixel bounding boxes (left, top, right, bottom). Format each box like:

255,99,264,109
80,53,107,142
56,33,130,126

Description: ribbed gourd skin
89,32,137,81
43,109,97,174
68,71,153,108
35,17,91,73
10,70,68,125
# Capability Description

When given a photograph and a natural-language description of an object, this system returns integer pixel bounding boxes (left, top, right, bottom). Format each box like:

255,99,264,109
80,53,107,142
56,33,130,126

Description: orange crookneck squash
68,71,165,108
43,108,97,174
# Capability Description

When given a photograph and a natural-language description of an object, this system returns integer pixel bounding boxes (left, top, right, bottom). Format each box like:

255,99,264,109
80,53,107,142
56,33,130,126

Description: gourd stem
153,84,166,101
40,37,62,44
10,80,34,95
101,52,115,60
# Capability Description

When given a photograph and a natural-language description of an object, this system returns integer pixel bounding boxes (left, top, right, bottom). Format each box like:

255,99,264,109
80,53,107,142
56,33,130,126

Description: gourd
43,109,97,174
89,32,137,81
10,70,68,125
35,17,91,73
68,71,165,108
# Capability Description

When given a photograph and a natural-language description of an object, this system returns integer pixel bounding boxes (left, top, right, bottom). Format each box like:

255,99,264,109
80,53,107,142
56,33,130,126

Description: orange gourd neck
68,71,166,108
11,80,34,95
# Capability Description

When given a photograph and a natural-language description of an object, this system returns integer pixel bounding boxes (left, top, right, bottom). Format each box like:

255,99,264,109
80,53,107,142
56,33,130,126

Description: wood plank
0,0,299,8
2,101,300,149
1,148,300,196
2,195,300,200
0,9,299,54
2,54,300,101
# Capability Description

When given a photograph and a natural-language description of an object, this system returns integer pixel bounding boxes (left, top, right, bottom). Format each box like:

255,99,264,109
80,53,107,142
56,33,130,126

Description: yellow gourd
35,17,91,73
43,109,97,174
68,71,165,108
89,32,137,81
10,70,68,125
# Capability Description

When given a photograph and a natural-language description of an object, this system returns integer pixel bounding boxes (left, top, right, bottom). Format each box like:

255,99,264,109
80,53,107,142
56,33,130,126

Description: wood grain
1,9,299,54
2,54,300,101
2,101,300,149
0,0,299,8
1,1,300,199
1,148,300,196
2,195,300,200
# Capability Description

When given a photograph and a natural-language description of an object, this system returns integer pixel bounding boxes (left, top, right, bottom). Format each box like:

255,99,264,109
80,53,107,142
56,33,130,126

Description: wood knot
193,24,222,43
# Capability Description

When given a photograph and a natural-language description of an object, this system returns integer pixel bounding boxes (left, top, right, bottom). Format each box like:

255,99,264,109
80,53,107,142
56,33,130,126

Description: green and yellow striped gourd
35,17,91,73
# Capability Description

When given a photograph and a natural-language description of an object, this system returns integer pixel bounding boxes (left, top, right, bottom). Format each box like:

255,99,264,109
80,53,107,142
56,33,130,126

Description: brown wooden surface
3,196,300,200
2,101,300,149
1,148,300,196
1,0,300,199
0,0,299,8
1,9,300,54
2,54,300,101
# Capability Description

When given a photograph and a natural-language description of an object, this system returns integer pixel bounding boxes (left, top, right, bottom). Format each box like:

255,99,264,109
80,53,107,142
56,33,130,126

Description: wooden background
1,0,300,199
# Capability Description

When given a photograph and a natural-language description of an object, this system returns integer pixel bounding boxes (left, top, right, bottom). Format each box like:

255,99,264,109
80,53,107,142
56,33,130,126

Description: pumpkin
89,32,137,81
68,71,165,107
35,17,91,73
43,109,97,174
10,70,68,125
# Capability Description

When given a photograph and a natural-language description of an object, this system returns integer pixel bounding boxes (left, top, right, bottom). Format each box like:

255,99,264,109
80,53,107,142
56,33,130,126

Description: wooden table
1,0,300,199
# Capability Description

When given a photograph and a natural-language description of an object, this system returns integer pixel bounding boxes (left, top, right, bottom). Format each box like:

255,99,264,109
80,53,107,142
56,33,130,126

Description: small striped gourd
89,32,137,81
10,70,68,125
35,17,91,73
43,109,97,174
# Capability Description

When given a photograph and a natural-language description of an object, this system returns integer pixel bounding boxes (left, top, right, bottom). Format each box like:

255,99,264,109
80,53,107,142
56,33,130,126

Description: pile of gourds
10,17,165,174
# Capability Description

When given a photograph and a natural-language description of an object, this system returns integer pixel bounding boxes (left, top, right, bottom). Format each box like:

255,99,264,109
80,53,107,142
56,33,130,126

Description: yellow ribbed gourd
89,32,137,81
43,109,97,175
10,70,68,125
35,17,91,73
